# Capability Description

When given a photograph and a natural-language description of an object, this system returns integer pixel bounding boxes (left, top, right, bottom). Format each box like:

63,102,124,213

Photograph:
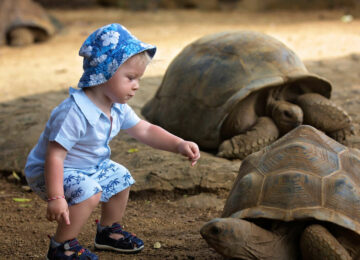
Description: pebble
153,241,161,249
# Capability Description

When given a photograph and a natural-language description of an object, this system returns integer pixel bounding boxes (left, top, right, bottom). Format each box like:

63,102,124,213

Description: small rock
21,185,31,192
153,241,161,249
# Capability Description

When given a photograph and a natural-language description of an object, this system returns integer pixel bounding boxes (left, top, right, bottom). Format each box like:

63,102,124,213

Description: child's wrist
47,195,65,202
175,139,184,153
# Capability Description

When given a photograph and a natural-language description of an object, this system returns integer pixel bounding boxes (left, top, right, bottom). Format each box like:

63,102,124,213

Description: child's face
102,55,147,104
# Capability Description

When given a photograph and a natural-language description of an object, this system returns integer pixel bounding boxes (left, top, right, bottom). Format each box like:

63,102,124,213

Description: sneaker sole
94,242,144,254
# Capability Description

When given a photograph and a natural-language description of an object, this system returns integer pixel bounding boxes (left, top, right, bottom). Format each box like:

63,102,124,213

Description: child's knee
87,192,102,207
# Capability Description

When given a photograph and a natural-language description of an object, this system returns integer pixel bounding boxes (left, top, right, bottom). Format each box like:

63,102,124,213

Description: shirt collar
69,87,103,126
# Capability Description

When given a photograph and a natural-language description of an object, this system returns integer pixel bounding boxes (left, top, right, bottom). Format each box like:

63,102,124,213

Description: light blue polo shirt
24,87,140,181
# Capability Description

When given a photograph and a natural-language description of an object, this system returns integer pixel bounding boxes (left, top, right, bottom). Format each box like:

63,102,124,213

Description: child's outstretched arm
125,120,200,166
44,141,70,225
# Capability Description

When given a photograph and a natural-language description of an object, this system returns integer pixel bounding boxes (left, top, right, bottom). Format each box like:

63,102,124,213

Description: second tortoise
201,125,360,260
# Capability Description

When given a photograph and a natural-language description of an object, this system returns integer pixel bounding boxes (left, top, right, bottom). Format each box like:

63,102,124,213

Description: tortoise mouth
200,218,227,243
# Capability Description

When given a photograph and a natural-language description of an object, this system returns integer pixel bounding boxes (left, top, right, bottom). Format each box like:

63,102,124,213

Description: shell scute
256,141,340,177
222,125,360,234
324,174,360,222
142,31,331,149
261,171,322,210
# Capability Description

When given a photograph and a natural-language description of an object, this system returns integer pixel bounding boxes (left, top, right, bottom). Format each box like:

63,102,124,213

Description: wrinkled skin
200,218,297,260
201,218,360,260
218,84,354,159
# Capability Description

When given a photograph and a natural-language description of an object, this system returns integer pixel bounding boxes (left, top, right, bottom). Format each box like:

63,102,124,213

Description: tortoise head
200,217,282,259
200,218,249,258
266,86,303,135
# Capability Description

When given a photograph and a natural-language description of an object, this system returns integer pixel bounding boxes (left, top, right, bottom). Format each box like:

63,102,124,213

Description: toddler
25,23,200,260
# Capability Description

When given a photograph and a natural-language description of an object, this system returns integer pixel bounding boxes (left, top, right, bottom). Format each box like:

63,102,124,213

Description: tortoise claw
217,140,235,159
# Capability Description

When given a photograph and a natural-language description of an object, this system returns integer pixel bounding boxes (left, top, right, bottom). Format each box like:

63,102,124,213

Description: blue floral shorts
29,159,135,206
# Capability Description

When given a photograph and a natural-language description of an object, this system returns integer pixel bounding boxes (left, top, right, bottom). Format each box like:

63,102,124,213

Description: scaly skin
219,87,304,160
200,218,297,260
296,93,355,143
201,220,355,260
219,92,356,160
300,224,352,260
217,117,279,159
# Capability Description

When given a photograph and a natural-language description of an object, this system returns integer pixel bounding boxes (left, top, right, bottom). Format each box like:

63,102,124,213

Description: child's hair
131,51,152,66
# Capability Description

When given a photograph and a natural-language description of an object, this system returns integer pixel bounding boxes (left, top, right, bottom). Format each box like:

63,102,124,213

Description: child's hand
46,198,70,225
177,141,201,166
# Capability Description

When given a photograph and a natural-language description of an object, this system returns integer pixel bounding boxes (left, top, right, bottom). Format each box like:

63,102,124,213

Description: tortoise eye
210,226,221,235
284,111,292,118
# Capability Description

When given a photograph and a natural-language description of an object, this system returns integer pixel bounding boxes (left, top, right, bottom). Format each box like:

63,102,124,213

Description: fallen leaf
127,148,139,153
12,171,21,181
13,198,31,202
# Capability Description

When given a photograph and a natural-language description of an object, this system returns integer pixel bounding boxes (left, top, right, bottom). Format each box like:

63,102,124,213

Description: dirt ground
1,6,360,260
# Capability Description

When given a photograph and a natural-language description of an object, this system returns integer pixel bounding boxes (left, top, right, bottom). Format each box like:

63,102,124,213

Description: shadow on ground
1,52,360,259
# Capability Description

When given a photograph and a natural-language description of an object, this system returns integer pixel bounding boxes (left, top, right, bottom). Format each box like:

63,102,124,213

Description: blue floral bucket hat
78,23,156,88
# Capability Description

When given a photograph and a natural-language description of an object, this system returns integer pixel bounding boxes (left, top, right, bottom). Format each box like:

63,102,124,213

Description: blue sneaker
94,223,144,253
47,238,98,260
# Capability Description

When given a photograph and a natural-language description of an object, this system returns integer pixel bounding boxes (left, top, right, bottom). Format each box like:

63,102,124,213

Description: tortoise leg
300,224,352,260
8,27,34,46
217,117,279,159
327,225,360,259
295,93,355,143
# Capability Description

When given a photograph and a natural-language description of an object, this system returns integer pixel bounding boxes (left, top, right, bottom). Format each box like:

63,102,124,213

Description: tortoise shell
141,31,331,149
222,125,360,235
0,0,56,45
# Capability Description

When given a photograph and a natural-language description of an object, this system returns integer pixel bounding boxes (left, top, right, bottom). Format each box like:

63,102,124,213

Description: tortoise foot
217,138,254,160
217,117,279,160
329,125,356,144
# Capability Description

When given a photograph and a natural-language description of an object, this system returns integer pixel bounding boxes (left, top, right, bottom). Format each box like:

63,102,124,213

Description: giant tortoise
141,31,354,160
0,0,57,46
200,125,360,260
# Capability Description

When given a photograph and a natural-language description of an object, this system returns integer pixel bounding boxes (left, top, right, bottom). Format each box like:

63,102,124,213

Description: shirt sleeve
120,104,141,130
47,104,86,151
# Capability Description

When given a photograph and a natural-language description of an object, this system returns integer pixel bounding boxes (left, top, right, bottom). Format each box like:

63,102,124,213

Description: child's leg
54,192,102,243
93,160,142,253
100,187,129,239
95,187,143,253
